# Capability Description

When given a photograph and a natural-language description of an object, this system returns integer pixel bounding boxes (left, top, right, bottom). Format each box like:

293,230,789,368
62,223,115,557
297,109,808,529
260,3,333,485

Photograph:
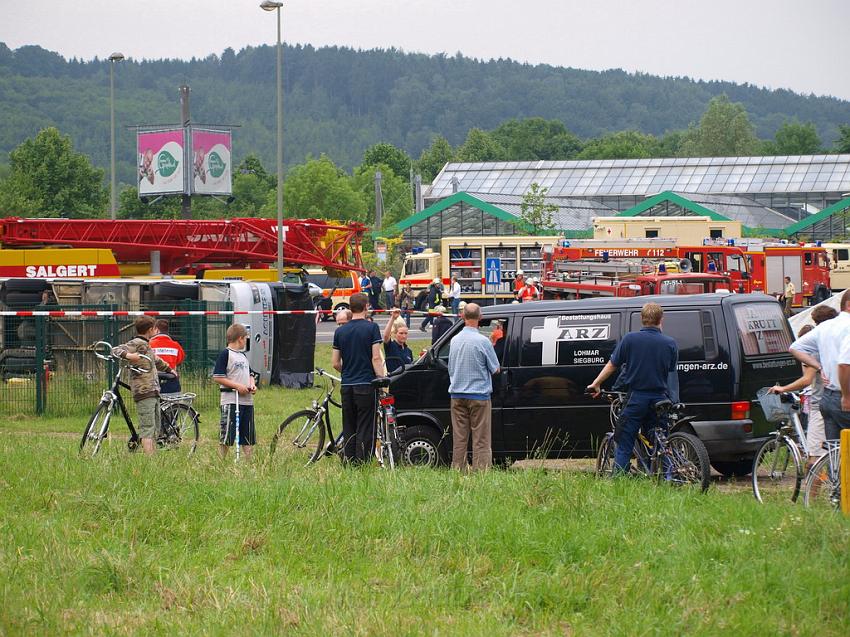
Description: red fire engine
542,239,831,306
541,244,734,300
0,216,366,276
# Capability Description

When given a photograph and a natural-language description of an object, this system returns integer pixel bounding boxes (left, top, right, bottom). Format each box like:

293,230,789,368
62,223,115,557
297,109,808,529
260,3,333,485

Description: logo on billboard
158,151,178,177
207,151,226,178
530,315,611,365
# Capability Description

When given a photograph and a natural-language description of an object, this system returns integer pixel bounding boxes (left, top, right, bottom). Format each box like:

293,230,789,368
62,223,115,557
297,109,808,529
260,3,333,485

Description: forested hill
1,41,849,184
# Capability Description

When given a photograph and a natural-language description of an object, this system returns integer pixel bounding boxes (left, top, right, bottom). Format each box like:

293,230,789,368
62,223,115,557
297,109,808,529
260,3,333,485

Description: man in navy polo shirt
587,302,678,473
332,292,386,463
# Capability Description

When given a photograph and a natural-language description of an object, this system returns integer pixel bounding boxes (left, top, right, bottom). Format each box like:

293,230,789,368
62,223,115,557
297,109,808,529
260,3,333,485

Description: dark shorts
219,404,256,446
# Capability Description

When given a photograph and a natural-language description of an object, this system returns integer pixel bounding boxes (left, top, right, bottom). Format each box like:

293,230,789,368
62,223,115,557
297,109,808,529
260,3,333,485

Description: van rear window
733,304,792,356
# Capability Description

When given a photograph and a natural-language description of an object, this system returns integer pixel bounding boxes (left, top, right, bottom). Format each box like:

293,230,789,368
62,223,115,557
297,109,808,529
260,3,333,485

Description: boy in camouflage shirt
111,316,176,454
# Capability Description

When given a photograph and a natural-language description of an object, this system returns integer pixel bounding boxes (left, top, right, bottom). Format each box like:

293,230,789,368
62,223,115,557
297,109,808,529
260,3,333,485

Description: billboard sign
191,128,232,195
137,129,185,196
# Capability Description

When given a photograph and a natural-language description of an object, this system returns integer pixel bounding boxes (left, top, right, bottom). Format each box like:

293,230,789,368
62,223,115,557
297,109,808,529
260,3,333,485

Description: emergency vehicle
399,235,561,303
722,238,831,305
540,244,734,300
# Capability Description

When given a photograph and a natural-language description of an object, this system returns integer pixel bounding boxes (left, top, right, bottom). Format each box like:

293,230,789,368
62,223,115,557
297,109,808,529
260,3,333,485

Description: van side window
836,249,849,262
521,313,619,366
436,318,509,364
629,310,717,361
733,303,792,356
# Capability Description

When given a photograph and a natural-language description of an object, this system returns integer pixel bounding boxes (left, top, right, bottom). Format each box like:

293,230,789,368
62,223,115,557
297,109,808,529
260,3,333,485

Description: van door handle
501,369,512,391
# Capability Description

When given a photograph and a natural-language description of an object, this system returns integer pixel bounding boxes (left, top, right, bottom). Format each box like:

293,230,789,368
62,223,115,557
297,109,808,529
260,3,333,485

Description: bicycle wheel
161,403,200,454
270,409,325,466
751,435,802,504
802,451,841,511
595,434,616,477
664,432,711,492
609,397,624,430
80,401,113,457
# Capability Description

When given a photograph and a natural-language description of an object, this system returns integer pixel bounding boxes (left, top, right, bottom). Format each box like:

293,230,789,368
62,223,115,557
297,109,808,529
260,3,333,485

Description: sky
2,0,849,101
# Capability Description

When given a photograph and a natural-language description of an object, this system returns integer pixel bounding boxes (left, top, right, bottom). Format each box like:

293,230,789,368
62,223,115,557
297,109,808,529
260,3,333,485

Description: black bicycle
595,390,711,492
79,341,200,457
270,368,344,465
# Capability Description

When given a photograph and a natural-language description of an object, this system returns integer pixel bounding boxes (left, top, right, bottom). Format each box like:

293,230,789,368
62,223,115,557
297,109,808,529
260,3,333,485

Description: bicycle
373,375,403,469
751,388,809,504
269,367,344,466
79,341,199,457
802,440,842,510
595,391,711,492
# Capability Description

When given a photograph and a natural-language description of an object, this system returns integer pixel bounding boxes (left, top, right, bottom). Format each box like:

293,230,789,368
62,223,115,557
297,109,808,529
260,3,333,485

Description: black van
392,293,800,476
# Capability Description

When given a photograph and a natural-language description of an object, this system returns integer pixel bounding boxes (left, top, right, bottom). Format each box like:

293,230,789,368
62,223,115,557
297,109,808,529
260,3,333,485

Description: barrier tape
0,308,459,318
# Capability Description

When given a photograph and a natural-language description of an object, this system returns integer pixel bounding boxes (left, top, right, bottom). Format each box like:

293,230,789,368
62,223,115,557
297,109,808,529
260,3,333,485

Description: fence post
841,429,850,516
34,315,46,414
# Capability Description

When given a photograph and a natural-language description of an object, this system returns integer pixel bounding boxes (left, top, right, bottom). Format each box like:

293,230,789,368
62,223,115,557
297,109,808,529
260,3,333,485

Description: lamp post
108,52,125,220
261,0,284,281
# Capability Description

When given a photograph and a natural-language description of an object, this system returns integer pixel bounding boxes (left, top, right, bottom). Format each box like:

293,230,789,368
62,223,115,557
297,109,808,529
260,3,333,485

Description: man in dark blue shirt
332,292,386,463
587,302,678,473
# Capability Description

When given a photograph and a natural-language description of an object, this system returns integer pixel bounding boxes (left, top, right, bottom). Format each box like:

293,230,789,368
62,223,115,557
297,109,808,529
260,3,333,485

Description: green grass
1,341,849,635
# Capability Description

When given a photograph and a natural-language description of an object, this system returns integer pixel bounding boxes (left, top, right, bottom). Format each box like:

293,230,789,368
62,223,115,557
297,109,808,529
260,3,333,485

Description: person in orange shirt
150,319,186,394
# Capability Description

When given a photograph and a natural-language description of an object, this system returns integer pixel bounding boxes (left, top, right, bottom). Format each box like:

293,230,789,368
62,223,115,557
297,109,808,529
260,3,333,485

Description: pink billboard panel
191,128,232,195
137,129,185,196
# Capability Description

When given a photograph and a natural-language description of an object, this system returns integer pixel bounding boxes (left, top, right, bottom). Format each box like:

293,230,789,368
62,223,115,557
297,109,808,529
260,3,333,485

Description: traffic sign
486,257,502,286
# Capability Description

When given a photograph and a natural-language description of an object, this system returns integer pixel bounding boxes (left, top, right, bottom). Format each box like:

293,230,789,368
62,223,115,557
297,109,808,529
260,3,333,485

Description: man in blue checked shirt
448,303,500,471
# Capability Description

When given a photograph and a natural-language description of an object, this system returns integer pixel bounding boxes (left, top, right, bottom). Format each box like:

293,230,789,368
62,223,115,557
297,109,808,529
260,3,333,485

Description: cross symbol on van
530,316,611,365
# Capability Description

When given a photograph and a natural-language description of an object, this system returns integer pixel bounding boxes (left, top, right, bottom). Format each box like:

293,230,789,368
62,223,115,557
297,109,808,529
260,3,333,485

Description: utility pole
414,174,423,213
374,170,383,233
179,85,192,219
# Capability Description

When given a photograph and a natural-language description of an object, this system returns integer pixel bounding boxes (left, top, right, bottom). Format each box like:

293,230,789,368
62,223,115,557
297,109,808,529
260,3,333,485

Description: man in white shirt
790,289,850,441
382,270,397,310
446,275,462,315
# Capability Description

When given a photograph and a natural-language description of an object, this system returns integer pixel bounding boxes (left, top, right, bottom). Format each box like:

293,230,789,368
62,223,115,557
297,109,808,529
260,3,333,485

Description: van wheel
401,425,444,467
711,459,753,478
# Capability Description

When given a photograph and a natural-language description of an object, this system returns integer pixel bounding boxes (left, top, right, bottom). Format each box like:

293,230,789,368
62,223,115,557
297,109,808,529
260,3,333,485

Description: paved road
315,315,435,344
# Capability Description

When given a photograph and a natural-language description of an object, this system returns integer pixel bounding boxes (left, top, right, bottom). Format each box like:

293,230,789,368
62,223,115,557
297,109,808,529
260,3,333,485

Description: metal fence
0,301,232,417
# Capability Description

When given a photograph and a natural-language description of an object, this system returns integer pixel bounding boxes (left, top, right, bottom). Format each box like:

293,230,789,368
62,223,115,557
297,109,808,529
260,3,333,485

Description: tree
0,127,107,217
230,172,272,217
416,136,454,182
764,120,821,155
351,163,411,231
236,153,275,188
361,143,412,179
834,125,850,154
577,130,659,160
491,117,583,161
679,95,760,157
264,155,366,221
454,128,507,163
519,183,557,234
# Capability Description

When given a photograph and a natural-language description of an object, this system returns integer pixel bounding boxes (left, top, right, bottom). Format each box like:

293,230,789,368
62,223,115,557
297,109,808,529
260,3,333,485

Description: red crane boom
0,217,366,274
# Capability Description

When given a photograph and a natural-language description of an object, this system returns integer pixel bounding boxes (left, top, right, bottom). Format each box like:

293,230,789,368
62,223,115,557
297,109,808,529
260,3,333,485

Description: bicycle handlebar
315,368,342,383
92,341,152,374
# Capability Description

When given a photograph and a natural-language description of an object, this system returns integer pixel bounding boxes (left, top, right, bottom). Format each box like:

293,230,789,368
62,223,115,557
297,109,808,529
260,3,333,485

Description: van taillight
731,401,750,420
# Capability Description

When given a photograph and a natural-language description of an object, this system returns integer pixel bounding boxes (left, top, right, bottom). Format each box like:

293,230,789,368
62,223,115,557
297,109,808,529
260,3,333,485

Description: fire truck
728,238,831,305
543,238,831,306
540,244,734,300
0,216,366,278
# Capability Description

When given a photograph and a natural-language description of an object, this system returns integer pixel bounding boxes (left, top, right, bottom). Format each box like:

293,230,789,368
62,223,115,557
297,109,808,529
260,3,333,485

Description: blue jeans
385,291,395,310
819,389,850,441
451,297,461,315
614,390,666,472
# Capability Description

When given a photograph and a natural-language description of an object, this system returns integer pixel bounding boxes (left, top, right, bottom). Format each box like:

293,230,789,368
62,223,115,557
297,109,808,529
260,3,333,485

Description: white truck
399,235,561,303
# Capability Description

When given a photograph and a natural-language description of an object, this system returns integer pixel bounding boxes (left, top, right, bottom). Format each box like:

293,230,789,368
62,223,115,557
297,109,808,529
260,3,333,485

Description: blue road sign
486,257,502,286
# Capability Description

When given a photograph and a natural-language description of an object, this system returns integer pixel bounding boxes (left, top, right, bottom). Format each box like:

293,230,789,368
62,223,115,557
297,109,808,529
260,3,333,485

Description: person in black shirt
431,306,453,344
383,308,413,373
420,279,444,331
587,302,678,474
332,293,386,463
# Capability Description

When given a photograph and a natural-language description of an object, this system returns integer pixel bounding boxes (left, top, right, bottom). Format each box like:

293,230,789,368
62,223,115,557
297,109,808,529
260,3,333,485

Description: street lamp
108,52,125,220
261,0,284,281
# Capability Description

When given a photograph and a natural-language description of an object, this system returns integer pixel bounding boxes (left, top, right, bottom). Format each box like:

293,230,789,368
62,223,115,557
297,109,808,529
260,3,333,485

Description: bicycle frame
97,360,141,445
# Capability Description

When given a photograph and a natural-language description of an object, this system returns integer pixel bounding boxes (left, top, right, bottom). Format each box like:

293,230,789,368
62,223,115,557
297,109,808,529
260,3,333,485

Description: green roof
616,191,733,221
387,191,523,235
785,196,850,235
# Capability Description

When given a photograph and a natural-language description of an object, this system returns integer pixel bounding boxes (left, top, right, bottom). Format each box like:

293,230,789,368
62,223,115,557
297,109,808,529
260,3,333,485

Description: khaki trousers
450,398,492,471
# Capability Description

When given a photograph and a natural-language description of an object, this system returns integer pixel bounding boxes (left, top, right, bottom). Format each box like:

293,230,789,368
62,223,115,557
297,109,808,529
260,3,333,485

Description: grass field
1,343,849,635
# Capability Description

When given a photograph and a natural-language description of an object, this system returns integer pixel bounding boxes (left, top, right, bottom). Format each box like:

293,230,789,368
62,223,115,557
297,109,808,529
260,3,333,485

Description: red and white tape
0,309,458,318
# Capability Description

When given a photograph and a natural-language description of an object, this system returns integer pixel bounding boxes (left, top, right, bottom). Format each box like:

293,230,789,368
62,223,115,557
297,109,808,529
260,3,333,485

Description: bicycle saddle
371,377,391,388
158,372,176,381
653,399,673,413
